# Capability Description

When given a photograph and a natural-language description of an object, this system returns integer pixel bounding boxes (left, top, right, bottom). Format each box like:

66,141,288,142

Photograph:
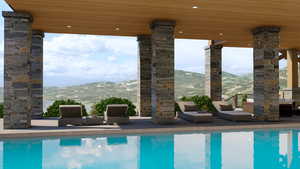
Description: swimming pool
0,129,299,169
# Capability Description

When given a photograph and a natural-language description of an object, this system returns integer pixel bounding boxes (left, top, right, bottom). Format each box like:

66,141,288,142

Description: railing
279,89,293,100
226,89,294,108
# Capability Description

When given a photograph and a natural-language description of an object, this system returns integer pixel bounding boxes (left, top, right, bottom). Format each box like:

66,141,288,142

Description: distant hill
0,69,288,111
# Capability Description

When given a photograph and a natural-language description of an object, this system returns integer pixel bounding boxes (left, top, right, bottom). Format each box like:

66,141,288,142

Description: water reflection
139,135,174,169
0,130,299,169
3,139,42,169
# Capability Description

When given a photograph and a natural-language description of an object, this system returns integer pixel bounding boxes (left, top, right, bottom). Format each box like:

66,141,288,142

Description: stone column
2,11,33,129
31,30,44,119
287,49,300,102
205,41,223,101
252,26,280,121
150,20,176,124
137,35,152,117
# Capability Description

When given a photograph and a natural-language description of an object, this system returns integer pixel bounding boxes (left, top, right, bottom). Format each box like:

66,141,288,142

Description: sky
0,1,287,87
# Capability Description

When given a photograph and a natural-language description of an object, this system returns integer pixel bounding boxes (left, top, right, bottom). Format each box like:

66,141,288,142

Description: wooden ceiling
5,0,300,48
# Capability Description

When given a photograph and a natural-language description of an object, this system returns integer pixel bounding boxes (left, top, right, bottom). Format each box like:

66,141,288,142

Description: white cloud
175,39,207,73
43,34,137,86
0,31,285,87
107,55,117,62
101,36,137,56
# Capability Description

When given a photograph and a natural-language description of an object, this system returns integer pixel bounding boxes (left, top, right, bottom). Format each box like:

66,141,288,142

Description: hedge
180,95,217,112
0,103,3,118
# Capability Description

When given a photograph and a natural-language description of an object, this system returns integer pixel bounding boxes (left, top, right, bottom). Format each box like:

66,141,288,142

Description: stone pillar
252,26,280,121
30,30,44,119
150,20,176,124
137,35,152,117
2,11,33,129
286,49,300,102
205,41,223,101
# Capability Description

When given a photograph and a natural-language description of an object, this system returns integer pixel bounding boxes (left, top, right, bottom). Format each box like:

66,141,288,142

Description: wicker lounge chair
213,101,253,121
177,101,213,123
104,104,129,124
58,105,103,126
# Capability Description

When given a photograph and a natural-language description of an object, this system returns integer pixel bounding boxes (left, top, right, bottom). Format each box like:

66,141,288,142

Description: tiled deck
1,116,300,139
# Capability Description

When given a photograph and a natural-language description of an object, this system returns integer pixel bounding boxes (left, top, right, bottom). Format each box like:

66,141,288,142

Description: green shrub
180,95,217,112
241,94,248,105
44,99,87,117
175,102,181,113
91,97,136,116
0,103,3,118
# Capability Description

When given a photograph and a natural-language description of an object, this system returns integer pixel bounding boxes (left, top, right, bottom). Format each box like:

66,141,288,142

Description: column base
254,115,280,122
31,115,43,119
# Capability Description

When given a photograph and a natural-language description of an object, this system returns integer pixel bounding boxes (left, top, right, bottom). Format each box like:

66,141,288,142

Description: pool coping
1,122,300,139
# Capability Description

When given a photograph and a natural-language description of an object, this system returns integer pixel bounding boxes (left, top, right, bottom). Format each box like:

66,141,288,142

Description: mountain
0,69,288,111
43,69,287,110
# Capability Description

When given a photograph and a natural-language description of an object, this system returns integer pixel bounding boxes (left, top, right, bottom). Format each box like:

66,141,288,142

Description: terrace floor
1,116,300,139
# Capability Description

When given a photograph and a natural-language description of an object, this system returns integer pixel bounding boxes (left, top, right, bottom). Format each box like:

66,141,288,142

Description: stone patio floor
1,116,300,139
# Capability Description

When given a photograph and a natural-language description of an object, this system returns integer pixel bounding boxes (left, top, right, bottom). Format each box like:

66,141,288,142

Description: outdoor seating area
213,101,254,122
104,104,130,124
3,1,300,168
59,104,129,127
2,0,300,133
177,101,213,123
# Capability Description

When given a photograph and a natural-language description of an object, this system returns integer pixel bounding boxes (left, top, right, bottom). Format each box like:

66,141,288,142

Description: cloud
44,137,138,169
43,34,137,86
107,55,117,62
0,29,285,87
175,39,207,73
101,36,137,56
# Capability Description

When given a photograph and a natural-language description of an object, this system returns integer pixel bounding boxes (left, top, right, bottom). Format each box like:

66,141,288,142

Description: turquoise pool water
0,129,299,169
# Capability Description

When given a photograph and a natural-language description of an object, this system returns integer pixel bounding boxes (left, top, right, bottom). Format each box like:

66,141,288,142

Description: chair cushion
106,104,128,117
59,105,82,118
184,104,199,112
219,104,234,111
183,111,212,116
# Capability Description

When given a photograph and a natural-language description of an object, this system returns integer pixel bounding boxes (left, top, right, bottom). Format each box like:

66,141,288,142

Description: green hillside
0,69,288,110
43,69,287,110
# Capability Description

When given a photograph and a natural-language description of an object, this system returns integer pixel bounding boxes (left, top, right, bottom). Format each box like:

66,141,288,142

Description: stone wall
150,20,176,124
205,44,223,101
252,26,280,121
2,11,33,129
137,35,152,117
30,30,44,119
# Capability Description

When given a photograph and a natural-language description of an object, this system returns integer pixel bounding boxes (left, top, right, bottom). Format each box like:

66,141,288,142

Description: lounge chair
58,105,103,127
213,101,253,121
278,99,294,117
177,101,213,123
104,104,129,124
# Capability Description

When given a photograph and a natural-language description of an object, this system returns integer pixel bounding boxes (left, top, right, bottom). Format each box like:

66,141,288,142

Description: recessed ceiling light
179,31,183,34
219,33,223,36
115,27,120,31
192,6,198,9
66,25,72,28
